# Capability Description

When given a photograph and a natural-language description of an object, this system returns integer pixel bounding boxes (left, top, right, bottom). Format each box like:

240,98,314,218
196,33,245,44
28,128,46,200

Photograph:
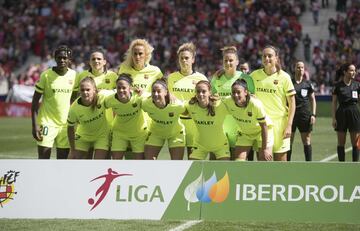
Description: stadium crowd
0,0,306,99
309,0,360,94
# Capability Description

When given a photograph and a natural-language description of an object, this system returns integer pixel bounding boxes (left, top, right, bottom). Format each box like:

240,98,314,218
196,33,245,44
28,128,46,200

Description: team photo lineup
30,40,360,162
0,0,357,162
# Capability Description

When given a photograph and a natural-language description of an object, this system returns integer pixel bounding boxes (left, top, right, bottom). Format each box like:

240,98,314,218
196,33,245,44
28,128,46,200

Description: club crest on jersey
97,104,102,109
273,80,279,85
192,80,197,85
69,80,73,85
132,103,138,108
144,75,149,80
247,112,252,117
169,112,174,117
105,79,110,84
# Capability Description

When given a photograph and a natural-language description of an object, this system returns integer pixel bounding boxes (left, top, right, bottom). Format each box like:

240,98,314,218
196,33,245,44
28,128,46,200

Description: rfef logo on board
0,170,20,208
184,171,229,211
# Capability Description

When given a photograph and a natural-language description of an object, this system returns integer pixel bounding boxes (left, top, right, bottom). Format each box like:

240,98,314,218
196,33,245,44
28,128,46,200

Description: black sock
304,145,312,161
337,146,345,162
247,149,254,161
352,146,359,162
287,148,292,161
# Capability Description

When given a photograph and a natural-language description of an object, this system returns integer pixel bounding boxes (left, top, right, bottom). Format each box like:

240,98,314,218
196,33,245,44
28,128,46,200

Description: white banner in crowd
0,160,192,219
7,84,34,103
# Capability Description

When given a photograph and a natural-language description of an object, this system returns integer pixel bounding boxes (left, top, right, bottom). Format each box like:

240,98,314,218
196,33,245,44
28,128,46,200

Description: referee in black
332,63,360,162
288,61,316,161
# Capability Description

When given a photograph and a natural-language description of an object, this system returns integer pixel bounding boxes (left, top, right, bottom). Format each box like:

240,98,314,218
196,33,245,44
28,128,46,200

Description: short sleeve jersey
251,69,295,119
186,100,228,149
332,80,360,106
104,93,146,137
67,94,109,140
142,98,185,137
167,71,208,102
118,63,163,93
292,78,314,112
223,96,269,135
74,70,118,92
35,68,76,127
211,71,255,97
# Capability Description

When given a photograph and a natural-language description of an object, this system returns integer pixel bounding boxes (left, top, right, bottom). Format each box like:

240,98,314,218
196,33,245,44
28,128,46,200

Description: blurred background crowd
0,0,359,101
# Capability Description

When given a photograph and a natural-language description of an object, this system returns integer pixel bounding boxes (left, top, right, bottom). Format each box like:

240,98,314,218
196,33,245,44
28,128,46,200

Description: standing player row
31,40,360,161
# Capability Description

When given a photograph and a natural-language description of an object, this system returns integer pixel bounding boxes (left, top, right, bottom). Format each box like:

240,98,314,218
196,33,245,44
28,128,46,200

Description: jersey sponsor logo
83,111,105,124
256,87,276,94
352,91,358,99
154,119,173,125
301,89,308,97
219,92,231,97
133,84,147,89
0,170,20,208
172,87,194,93
234,116,251,124
52,88,72,94
184,171,229,211
194,120,214,125
118,109,139,117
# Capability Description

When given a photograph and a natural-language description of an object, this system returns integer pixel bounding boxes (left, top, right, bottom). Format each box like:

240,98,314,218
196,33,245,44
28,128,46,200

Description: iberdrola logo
184,171,229,211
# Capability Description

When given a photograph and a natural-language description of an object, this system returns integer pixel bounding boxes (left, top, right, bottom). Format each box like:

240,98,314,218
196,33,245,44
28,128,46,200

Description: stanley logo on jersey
132,103,138,108
273,80,279,85
169,112,174,117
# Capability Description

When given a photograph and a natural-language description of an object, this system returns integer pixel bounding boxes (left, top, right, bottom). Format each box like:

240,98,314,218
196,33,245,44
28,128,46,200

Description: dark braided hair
54,45,72,59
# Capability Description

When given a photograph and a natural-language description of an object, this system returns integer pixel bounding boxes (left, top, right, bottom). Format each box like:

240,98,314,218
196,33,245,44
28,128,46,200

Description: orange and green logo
0,170,19,208
184,171,229,211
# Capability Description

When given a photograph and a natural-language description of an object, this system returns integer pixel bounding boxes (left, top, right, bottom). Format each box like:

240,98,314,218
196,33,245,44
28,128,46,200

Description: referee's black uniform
332,80,360,161
289,78,315,161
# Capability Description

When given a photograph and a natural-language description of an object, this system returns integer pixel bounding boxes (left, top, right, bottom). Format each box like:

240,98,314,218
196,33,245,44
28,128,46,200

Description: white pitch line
320,147,352,162
169,220,203,231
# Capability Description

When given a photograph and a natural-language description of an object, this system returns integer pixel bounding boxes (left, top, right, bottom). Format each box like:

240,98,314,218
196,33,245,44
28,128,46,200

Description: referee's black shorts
335,105,360,132
292,111,312,133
